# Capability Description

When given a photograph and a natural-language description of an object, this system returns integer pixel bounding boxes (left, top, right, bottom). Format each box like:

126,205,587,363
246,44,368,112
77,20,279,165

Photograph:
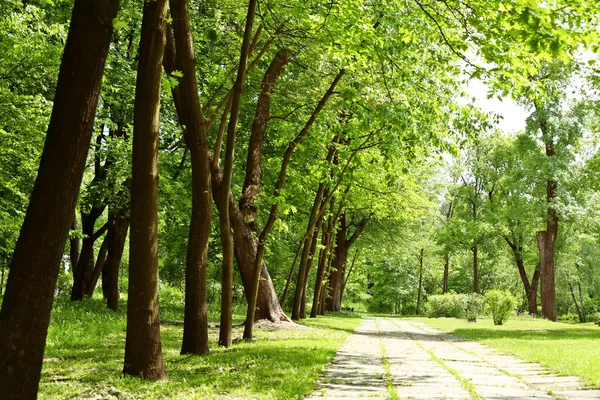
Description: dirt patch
254,319,311,331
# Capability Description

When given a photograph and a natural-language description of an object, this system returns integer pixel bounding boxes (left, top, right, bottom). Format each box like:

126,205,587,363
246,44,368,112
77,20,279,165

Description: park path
306,317,600,400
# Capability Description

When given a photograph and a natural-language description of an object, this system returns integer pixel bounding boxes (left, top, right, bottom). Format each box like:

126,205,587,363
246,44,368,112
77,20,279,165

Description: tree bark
442,256,449,294
170,0,212,356
218,0,257,347
0,1,118,397
70,212,81,275
243,71,344,336
326,225,349,312
123,0,168,380
568,282,583,323
416,248,424,315
293,183,328,320
536,110,558,321
326,213,366,312
472,245,479,294
71,205,106,300
300,220,321,319
311,212,332,318
102,212,129,311
84,231,109,297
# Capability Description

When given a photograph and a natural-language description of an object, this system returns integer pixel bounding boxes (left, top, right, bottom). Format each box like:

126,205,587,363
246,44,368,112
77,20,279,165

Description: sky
463,78,530,134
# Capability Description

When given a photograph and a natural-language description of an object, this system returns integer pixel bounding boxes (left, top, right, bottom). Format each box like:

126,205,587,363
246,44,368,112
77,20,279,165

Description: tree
123,0,168,380
170,0,213,356
0,0,119,396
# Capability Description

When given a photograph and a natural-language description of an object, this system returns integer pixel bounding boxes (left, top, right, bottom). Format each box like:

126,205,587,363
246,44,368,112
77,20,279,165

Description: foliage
485,289,516,325
465,293,485,322
425,293,467,319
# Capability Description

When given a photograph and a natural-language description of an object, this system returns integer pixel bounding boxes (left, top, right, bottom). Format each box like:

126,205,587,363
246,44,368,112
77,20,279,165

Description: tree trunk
442,256,449,294
569,282,583,323
0,1,118,397
293,185,327,320
71,205,106,300
327,223,349,312
70,212,81,275
217,0,257,347
102,212,129,311
311,203,335,318
84,232,109,297
472,245,479,294
579,282,586,323
537,111,558,322
416,248,424,315
300,222,321,319
170,0,212,356
123,0,168,380
537,225,557,321
326,213,366,312
504,236,539,316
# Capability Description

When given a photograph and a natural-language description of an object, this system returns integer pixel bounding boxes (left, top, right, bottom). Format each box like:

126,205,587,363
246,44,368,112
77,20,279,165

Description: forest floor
307,316,600,400
38,297,362,399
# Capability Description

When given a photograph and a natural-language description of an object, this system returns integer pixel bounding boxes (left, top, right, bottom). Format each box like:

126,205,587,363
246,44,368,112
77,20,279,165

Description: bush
425,293,467,318
485,289,516,325
465,293,485,322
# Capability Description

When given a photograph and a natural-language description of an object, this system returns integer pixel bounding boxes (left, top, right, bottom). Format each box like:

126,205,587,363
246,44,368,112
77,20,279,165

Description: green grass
414,316,600,388
39,296,361,399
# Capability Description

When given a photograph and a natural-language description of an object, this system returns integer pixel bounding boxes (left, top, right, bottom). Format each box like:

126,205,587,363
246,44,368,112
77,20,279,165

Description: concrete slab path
307,317,600,400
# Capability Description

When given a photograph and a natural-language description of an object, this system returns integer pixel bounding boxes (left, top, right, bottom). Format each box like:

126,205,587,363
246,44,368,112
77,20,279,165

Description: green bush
425,293,467,318
465,293,485,322
485,289,516,325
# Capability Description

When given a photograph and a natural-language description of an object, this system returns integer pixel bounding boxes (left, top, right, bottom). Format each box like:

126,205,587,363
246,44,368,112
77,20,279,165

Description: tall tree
217,0,257,347
170,0,213,356
123,0,168,380
0,0,119,396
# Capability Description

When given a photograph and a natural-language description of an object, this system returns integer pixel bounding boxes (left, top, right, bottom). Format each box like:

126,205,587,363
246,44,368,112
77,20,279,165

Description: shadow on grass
41,298,357,398
451,327,600,342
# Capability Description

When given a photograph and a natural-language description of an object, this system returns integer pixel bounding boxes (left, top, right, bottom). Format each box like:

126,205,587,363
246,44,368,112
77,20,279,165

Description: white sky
463,78,530,134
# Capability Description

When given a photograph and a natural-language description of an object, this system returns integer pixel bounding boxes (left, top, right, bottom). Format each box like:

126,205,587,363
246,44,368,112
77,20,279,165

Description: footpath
306,317,600,400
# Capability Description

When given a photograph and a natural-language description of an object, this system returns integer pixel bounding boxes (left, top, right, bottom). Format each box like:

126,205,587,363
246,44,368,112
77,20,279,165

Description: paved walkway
307,317,600,400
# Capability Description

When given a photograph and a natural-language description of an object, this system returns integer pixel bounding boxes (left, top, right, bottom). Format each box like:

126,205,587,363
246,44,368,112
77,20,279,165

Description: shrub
465,293,485,322
485,289,516,325
425,293,467,318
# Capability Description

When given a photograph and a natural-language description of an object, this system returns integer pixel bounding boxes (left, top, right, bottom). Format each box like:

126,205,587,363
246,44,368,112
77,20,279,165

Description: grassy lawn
39,296,361,399
414,316,600,388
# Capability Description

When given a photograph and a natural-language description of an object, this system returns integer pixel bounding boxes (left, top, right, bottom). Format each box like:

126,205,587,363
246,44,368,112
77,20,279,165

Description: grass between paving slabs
39,296,361,399
414,316,600,388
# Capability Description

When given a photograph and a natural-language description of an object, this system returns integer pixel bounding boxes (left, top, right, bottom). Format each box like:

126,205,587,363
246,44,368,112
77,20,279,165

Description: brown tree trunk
326,229,348,312
123,0,168,380
326,213,366,312
71,205,106,300
102,212,129,311
472,245,479,294
442,256,449,294
340,248,359,306
84,232,109,297
70,212,81,275
170,0,212,356
243,71,343,336
293,185,328,320
311,205,334,318
568,282,583,323
217,0,257,348
416,248,424,315
579,282,586,323
537,111,558,321
504,235,539,315
0,1,118,397
300,222,321,319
